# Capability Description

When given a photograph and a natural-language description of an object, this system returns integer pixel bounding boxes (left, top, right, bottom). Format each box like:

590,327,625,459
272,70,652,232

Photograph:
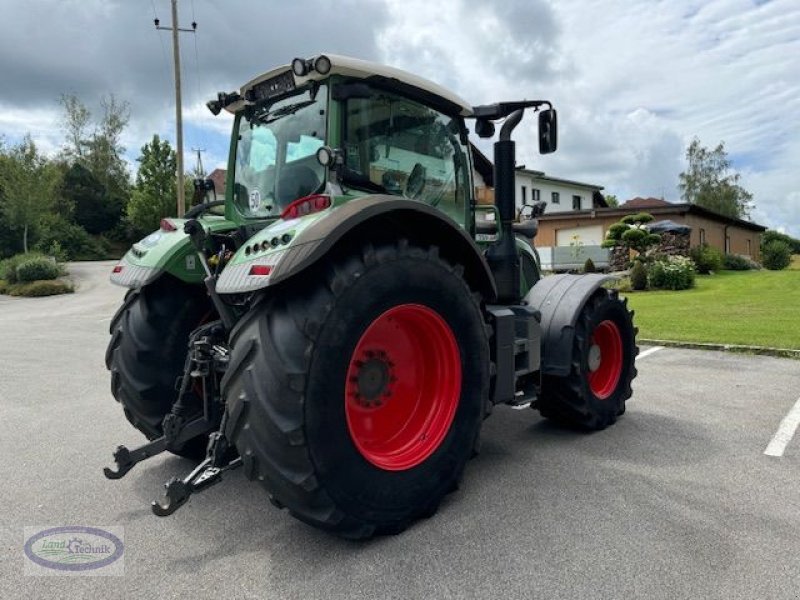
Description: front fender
524,273,611,377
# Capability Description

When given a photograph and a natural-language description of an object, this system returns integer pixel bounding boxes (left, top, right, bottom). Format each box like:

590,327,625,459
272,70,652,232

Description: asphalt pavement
1,261,798,599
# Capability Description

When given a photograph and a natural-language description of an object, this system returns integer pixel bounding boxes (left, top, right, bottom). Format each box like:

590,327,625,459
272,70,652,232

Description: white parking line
636,346,664,361
764,396,800,457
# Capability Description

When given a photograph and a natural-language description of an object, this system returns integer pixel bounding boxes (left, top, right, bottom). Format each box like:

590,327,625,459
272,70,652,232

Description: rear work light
160,218,178,232
280,194,331,220
112,265,124,274
249,264,272,276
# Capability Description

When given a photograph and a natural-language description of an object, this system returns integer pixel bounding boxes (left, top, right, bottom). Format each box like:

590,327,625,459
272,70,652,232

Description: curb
639,338,800,360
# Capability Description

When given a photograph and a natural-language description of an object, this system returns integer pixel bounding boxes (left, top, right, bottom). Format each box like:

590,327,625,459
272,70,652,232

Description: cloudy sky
0,0,797,234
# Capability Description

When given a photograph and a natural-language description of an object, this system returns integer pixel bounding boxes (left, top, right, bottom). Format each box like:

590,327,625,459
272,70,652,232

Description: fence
537,245,610,272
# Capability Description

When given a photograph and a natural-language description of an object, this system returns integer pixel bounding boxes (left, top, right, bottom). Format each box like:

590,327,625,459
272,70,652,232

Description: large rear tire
536,289,637,430
105,276,213,458
221,242,489,538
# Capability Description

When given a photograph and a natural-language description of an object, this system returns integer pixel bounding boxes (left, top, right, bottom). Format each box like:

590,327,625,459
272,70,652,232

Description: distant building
536,199,766,259
470,144,608,215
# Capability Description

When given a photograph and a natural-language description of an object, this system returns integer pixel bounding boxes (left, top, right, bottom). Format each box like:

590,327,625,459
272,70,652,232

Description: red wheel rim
344,304,461,471
587,320,623,399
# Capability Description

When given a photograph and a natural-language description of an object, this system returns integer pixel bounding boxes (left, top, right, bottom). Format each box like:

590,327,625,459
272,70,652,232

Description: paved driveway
1,262,798,599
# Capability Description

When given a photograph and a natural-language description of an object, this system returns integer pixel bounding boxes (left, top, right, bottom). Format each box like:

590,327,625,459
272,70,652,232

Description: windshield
233,84,327,218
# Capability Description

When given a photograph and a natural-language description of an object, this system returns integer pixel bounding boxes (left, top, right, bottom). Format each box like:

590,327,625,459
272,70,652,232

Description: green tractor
105,54,637,538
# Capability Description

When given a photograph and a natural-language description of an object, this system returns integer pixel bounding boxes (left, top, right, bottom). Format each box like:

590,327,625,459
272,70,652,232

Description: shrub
8,280,74,297
16,257,60,282
649,255,696,290
0,280,8,294
0,252,47,284
689,244,724,274
630,261,648,290
34,214,108,261
762,230,800,255
583,257,596,273
723,254,752,271
762,240,791,271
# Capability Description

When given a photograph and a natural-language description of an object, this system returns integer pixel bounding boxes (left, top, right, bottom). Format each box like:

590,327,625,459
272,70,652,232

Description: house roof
208,168,226,195
537,202,767,232
622,197,672,208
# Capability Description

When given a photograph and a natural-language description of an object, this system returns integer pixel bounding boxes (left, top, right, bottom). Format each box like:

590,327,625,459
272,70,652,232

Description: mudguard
523,273,611,377
110,216,238,289
216,195,498,301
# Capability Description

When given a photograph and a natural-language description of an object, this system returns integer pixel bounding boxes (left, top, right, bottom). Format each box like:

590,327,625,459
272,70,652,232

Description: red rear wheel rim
344,304,461,471
588,320,623,399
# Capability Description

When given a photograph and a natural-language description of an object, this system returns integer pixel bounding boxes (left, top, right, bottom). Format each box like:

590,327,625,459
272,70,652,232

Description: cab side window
343,89,469,224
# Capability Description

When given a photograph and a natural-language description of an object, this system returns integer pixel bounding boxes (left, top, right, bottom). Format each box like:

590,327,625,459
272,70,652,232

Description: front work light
314,55,332,75
292,57,309,77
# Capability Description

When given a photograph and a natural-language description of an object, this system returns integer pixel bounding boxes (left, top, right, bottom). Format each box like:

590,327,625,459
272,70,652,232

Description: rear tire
536,289,637,430
105,276,213,458
222,242,489,538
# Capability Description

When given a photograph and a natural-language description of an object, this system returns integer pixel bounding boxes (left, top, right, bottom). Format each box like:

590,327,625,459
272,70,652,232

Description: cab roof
233,54,474,117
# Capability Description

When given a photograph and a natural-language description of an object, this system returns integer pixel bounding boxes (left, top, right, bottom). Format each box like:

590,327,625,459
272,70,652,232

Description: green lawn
623,268,800,349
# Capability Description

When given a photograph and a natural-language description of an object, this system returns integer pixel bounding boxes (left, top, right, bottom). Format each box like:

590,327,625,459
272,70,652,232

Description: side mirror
538,109,558,154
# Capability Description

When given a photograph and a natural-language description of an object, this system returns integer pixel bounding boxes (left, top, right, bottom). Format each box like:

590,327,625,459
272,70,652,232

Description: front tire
536,289,637,430
222,242,489,538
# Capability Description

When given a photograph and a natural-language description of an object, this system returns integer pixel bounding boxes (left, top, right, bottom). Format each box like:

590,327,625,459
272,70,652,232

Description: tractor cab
209,55,476,228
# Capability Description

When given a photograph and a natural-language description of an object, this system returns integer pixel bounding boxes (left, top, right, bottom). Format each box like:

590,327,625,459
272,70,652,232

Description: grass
623,267,800,349
0,279,73,297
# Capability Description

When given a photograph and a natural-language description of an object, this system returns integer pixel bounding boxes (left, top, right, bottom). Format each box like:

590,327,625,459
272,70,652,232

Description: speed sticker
249,189,262,212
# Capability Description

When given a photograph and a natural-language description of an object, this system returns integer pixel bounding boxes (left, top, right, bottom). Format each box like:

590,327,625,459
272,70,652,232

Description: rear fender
523,273,611,377
216,196,498,301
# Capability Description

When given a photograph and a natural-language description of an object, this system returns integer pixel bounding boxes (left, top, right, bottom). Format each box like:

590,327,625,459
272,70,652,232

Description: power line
149,0,171,89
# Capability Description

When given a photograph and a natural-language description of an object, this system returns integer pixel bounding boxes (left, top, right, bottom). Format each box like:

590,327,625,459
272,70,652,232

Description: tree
62,163,117,234
604,194,619,207
678,139,753,219
127,135,177,234
59,94,131,234
601,212,661,258
0,137,61,253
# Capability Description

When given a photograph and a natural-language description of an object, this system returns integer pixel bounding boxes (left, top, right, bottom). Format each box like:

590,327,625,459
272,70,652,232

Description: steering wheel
404,163,427,200
184,200,226,219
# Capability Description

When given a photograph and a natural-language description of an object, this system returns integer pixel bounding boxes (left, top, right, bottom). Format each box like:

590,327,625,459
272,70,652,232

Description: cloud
0,0,797,235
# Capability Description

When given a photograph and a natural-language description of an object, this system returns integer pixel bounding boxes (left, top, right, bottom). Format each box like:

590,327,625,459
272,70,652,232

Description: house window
699,228,706,245
521,186,527,203
725,235,731,254
572,195,582,210
552,191,560,204
532,188,541,202
747,239,752,256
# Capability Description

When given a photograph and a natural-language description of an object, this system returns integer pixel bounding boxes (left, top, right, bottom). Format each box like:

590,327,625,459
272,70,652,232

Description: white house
470,144,607,217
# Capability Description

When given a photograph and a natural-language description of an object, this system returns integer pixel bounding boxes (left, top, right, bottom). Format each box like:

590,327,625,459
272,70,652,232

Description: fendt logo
24,526,124,575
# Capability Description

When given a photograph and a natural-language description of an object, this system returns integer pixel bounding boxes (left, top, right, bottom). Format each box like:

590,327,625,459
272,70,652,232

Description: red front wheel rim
344,304,462,471
587,319,624,399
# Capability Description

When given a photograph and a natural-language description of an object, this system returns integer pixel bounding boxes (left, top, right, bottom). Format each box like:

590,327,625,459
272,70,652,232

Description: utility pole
192,147,206,178
155,0,196,217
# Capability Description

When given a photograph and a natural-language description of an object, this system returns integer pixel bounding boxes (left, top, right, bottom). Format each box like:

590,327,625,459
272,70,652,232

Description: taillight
112,265,124,274
280,194,331,220
160,218,178,232
249,264,272,276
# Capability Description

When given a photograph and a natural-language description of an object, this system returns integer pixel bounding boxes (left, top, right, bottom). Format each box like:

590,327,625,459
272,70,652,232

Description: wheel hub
588,344,602,371
350,351,396,407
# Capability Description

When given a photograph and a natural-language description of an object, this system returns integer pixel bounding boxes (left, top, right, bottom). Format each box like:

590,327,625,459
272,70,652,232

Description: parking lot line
636,346,664,361
764,396,800,457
